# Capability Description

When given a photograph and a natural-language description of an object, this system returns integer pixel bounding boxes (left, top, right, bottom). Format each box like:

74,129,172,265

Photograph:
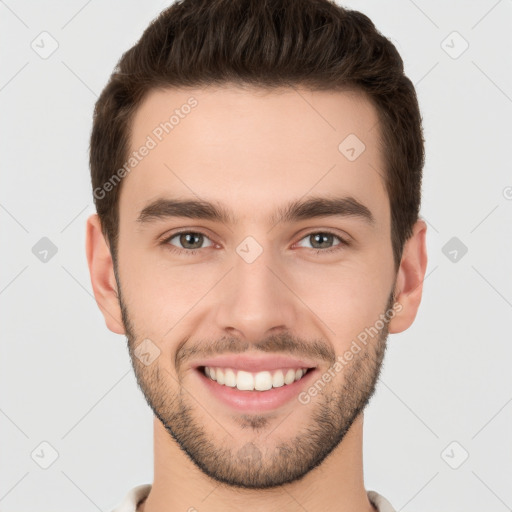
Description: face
113,86,399,488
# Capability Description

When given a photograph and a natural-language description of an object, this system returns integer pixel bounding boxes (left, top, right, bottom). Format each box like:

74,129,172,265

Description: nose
213,242,298,343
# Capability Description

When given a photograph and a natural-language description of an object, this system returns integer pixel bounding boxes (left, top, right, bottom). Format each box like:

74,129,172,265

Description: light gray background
1,0,511,510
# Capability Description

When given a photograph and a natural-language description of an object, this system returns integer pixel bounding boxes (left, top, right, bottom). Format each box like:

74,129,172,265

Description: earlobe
388,219,428,334
85,214,126,335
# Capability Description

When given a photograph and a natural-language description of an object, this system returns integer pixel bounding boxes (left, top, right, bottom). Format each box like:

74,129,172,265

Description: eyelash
160,230,350,257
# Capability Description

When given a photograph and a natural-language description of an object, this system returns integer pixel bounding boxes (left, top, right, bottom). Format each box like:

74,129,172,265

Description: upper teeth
204,366,308,391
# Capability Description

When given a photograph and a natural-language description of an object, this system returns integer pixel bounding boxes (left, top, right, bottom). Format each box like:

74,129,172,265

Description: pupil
313,233,331,248
182,233,201,249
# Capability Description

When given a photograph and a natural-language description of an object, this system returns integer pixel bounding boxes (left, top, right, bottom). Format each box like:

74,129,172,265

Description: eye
162,230,214,255
160,229,350,257
295,231,349,255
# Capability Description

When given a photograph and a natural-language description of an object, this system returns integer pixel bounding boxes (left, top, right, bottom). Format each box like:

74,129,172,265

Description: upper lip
193,354,318,373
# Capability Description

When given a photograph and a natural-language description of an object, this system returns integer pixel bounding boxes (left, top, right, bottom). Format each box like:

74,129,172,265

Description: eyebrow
136,195,375,227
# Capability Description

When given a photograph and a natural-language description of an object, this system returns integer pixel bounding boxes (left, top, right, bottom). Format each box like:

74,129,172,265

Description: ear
85,214,125,335
388,219,428,334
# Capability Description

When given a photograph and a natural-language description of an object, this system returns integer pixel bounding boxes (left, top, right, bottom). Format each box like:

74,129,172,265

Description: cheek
291,264,390,343
121,255,228,342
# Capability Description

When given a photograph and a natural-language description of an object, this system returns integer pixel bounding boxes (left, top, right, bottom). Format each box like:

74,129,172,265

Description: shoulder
111,484,152,512
367,490,397,512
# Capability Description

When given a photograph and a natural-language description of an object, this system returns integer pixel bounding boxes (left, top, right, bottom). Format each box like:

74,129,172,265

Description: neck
140,413,376,512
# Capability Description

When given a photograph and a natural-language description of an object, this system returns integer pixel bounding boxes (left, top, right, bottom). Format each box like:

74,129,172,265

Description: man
86,0,427,510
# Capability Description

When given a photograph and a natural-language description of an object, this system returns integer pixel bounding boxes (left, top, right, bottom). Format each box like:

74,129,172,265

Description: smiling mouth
198,365,315,392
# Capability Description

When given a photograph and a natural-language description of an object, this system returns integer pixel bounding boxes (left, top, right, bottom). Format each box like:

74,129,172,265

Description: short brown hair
90,0,424,271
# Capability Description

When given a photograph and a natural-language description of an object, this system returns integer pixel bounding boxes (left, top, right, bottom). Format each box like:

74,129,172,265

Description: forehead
120,85,388,228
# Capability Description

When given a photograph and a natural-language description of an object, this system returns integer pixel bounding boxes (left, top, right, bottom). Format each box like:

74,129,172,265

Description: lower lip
195,367,318,413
